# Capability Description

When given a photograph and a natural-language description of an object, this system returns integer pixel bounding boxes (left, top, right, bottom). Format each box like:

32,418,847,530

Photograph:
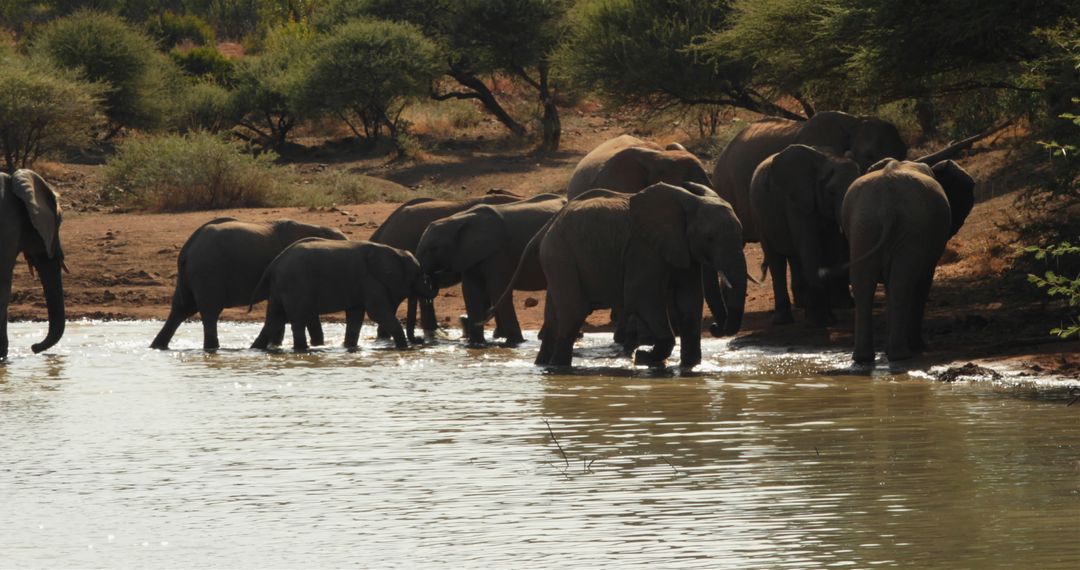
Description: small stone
523,297,539,308
102,290,117,302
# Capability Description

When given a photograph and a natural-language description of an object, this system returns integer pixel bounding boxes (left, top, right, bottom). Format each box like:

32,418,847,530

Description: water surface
1,322,1078,568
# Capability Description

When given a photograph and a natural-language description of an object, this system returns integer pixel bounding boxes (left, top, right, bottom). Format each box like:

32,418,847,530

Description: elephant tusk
25,255,35,278
61,260,71,274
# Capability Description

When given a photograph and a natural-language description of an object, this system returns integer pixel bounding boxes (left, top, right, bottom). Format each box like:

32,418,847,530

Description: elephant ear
931,160,976,236
451,206,504,273
12,169,63,258
629,183,694,268
597,146,662,192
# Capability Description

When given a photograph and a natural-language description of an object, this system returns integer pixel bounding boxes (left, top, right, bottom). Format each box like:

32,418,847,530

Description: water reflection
0,321,1077,568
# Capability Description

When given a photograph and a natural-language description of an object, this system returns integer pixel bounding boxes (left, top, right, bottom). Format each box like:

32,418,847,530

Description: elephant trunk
717,250,747,336
30,255,65,354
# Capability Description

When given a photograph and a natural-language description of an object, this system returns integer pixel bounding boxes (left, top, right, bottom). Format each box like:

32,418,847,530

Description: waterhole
1,321,1078,568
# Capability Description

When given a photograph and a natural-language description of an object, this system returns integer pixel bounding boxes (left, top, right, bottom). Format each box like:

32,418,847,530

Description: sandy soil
8,114,1078,379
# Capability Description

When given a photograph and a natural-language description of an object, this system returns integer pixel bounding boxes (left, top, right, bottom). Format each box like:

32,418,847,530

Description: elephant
840,159,975,363
150,218,348,350
415,193,566,346
713,111,908,243
533,183,747,369
370,189,523,340
749,145,862,325
0,170,65,361
250,239,434,351
566,135,711,200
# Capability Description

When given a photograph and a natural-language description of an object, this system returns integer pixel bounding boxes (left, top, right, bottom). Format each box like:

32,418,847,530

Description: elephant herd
0,111,976,369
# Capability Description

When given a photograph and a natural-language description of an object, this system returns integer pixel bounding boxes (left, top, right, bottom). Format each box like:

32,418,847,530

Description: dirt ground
8,112,1078,379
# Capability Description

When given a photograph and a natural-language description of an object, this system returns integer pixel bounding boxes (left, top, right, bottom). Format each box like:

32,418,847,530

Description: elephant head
597,145,712,194
930,160,976,237
1,170,66,357
796,111,908,172
416,205,504,284
770,145,861,227
628,183,747,334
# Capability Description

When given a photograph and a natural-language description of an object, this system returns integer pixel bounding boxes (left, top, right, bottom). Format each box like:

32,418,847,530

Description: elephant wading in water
370,190,523,341
566,135,712,199
250,239,434,351
0,170,65,361
150,218,347,350
841,159,975,363
750,145,861,325
415,194,565,346
530,183,747,369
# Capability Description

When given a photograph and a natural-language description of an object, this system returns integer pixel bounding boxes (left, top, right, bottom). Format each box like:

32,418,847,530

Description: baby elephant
250,239,433,351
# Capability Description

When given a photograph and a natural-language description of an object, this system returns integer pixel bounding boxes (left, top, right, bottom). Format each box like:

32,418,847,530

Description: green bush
31,10,174,132
146,11,214,48
170,45,233,82
0,53,103,171
104,132,282,211
1024,242,1080,339
229,23,315,146
302,18,440,142
175,80,234,133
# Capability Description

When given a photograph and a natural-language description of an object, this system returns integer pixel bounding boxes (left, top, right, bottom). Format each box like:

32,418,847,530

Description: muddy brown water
1,321,1078,568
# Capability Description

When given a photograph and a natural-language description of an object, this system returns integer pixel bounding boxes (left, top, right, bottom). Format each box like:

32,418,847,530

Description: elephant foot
808,311,838,328
708,322,724,338
772,311,795,325
501,336,525,347
633,349,667,368
853,350,876,364
150,341,169,350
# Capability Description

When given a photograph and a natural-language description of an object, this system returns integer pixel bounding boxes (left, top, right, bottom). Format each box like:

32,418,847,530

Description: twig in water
814,446,820,456
659,456,679,476
1068,389,1080,407
543,419,569,469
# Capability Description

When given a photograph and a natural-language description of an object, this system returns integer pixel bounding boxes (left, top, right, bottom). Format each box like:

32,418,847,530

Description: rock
102,290,117,302
935,362,1002,382
523,297,539,308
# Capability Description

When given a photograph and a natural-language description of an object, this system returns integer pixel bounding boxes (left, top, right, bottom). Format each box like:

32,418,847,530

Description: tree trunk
537,62,561,152
447,66,527,137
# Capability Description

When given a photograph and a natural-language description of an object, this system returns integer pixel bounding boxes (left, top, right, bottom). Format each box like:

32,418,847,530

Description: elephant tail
821,217,894,280
248,267,272,313
481,215,556,325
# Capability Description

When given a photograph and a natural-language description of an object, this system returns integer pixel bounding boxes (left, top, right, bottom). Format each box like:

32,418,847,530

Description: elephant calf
841,159,975,363
415,194,565,346
250,239,434,351
566,135,712,200
750,145,861,325
370,189,523,341
150,218,347,350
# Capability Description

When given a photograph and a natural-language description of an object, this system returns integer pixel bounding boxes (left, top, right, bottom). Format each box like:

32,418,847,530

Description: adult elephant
150,218,347,350
749,145,862,325
0,170,65,361
533,183,747,369
714,111,908,243
250,239,434,351
566,135,711,200
841,159,975,363
415,194,565,346
370,189,522,341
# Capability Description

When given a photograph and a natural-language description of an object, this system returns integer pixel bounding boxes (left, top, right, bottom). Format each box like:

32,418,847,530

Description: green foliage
229,23,315,145
104,131,281,211
1023,242,1080,339
174,80,233,133
170,45,233,81
30,10,178,132
146,11,215,48
301,18,440,142
0,53,103,171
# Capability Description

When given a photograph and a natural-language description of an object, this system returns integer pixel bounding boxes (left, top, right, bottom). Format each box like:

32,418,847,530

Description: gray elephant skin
415,193,566,346
566,135,711,200
714,111,907,243
750,145,861,325
150,218,347,350
535,183,747,369
0,170,65,361
370,190,522,340
841,159,975,363
250,239,433,351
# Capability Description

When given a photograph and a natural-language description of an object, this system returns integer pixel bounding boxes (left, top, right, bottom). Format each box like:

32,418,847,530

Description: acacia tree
319,0,571,151
0,55,102,172
229,24,315,146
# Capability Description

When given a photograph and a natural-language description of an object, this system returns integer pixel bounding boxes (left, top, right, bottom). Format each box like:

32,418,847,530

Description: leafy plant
1023,242,1080,339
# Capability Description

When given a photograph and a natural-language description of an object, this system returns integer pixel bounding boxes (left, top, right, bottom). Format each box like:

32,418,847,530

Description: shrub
0,54,102,171
1023,242,1080,339
229,23,315,146
146,11,214,48
302,18,440,143
104,132,281,211
175,80,234,133
170,45,233,82
31,10,173,133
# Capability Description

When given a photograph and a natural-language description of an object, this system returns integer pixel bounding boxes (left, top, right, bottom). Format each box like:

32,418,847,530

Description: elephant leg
631,294,678,368
851,267,878,364
151,280,197,350
200,307,222,351
908,270,934,352
765,247,794,325
791,256,834,327
672,276,704,369
419,296,438,339
253,299,287,350
0,260,12,359
790,259,807,309
700,263,727,338
550,302,587,368
307,318,325,346
487,272,524,346
366,291,408,349
536,295,557,365
611,307,629,345
290,319,309,352
885,269,916,362
405,294,427,345
461,272,490,346
344,306,365,348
